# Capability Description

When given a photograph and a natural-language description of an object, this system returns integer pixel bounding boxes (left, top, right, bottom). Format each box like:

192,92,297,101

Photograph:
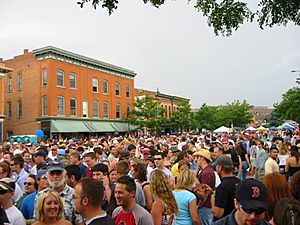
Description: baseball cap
36,169,47,179
33,150,47,158
0,178,15,192
215,155,233,166
142,148,150,154
120,150,130,158
235,178,267,209
47,161,64,172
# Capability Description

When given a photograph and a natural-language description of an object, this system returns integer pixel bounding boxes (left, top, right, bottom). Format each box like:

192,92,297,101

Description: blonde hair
35,190,63,222
150,170,178,215
176,168,196,190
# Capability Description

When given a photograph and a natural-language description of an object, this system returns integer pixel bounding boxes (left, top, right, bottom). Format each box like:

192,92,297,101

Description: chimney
24,49,29,54
0,58,3,62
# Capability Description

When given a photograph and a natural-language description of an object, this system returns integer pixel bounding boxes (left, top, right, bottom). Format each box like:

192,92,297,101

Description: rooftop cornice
32,46,137,79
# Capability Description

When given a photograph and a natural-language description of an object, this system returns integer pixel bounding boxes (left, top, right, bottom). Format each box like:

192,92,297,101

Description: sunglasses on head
239,203,265,215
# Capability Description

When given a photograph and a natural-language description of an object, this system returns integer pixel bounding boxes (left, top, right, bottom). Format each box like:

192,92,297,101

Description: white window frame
116,103,121,119
7,102,12,118
70,98,77,116
103,80,109,94
104,102,109,118
93,101,99,117
57,70,64,87
82,100,88,117
17,74,22,91
70,73,77,89
42,69,47,86
115,83,120,96
57,96,65,115
126,85,130,97
17,100,22,118
7,76,12,92
92,78,98,92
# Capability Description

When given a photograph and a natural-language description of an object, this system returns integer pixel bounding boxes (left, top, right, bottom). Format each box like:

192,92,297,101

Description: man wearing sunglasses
212,178,269,225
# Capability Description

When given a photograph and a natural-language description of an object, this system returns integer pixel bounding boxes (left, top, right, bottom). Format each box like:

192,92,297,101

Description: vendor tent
213,126,229,133
257,126,267,131
245,126,256,131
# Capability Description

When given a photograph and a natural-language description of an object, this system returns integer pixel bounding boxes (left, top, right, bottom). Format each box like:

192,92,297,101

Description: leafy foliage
125,95,166,132
169,100,193,131
273,87,300,124
77,0,300,36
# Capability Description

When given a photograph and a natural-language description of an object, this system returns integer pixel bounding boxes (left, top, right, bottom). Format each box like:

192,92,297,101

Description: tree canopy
77,0,300,36
273,87,300,124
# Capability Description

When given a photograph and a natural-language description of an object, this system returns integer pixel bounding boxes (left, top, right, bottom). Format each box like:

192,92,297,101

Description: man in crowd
74,178,115,225
65,164,82,188
264,146,279,175
84,152,97,178
30,150,47,175
112,176,153,225
0,178,26,225
213,178,269,225
153,151,174,185
21,169,49,220
16,174,36,209
194,148,215,225
70,152,87,177
11,155,29,192
34,161,84,225
211,155,240,220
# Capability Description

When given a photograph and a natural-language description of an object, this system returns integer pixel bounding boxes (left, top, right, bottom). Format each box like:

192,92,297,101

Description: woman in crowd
150,170,178,225
108,167,117,189
172,168,201,225
290,170,300,200
270,197,300,225
33,190,71,225
263,172,292,221
131,163,153,211
236,142,250,181
285,145,300,181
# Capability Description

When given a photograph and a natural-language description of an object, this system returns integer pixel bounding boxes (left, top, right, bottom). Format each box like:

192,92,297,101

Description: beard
49,178,65,189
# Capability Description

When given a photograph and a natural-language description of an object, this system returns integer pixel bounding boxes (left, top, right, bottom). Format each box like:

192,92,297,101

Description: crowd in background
0,128,300,225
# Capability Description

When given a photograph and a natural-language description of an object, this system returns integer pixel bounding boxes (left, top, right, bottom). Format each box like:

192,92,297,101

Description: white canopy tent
213,126,230,133
245,126,256,131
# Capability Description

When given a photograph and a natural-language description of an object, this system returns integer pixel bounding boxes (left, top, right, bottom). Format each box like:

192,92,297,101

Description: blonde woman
150,170,178,225
33,190,71,225
172,168,202,225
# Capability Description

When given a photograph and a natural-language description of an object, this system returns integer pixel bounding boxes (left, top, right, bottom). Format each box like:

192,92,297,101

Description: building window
17,74,22,91
92,78,98,92
126,85,130,97
57,96,65,115
57,70,64,87
103,80,109,94
82,101,88,117
126,104,131,115
7,102,12,118
70,73,76,89
115,83,120,96
7,76,12,92
70,98,77,116
104,102,109,118
42,96,47,115
93,101,99,117
116,104,121,119
17,100,22,118
42,69,47,86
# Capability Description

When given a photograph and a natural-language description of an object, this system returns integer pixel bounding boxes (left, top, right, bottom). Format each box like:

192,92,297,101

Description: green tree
193,103,220,130
77,0,300,36
218,100,253,128
126,95,166,132
273,87,300,124
170,100,192,131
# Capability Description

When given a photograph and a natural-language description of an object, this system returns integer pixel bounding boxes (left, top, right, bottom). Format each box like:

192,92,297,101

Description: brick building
2,46,136,139
249,106,273,127
0,62,13,142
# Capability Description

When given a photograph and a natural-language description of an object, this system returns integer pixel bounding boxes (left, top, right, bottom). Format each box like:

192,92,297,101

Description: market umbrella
269,126,277,131
245,126,256,131
257,126,267,131
282,123,295,130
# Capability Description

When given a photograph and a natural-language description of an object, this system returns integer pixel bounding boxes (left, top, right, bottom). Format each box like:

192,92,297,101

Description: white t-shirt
5,206,26,225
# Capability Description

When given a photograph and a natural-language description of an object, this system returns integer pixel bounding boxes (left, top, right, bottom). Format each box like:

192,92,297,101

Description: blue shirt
20,191,36,219
173,190,196,225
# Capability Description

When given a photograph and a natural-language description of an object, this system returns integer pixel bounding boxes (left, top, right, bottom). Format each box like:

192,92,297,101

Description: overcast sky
1,0,300,109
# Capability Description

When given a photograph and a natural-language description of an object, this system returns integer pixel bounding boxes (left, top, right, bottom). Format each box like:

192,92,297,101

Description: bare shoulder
61,220,73,225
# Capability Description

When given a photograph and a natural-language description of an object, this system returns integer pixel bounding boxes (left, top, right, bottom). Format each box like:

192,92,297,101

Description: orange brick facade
2,47,136,139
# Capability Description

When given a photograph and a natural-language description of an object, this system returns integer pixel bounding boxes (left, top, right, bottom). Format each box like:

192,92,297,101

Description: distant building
0,62,13,142
2,46,136,139
249,106,273,126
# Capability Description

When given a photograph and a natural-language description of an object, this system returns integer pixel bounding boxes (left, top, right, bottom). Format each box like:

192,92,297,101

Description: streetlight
291,70,300,84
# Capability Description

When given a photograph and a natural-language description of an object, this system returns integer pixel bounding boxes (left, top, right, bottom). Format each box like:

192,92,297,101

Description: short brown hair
77,178,103,206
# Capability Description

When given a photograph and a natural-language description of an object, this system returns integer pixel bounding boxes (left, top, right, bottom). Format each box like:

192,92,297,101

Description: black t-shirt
214,176,240,220
88,215,116,225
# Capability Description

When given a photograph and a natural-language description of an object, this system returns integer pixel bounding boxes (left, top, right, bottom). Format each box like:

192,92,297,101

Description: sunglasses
40,176,48,180
0,190,9,195
154,158,162,161
24,182,34,186
239,203,265,215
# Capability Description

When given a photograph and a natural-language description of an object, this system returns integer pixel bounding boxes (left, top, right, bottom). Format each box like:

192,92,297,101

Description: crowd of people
0,128,300,225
